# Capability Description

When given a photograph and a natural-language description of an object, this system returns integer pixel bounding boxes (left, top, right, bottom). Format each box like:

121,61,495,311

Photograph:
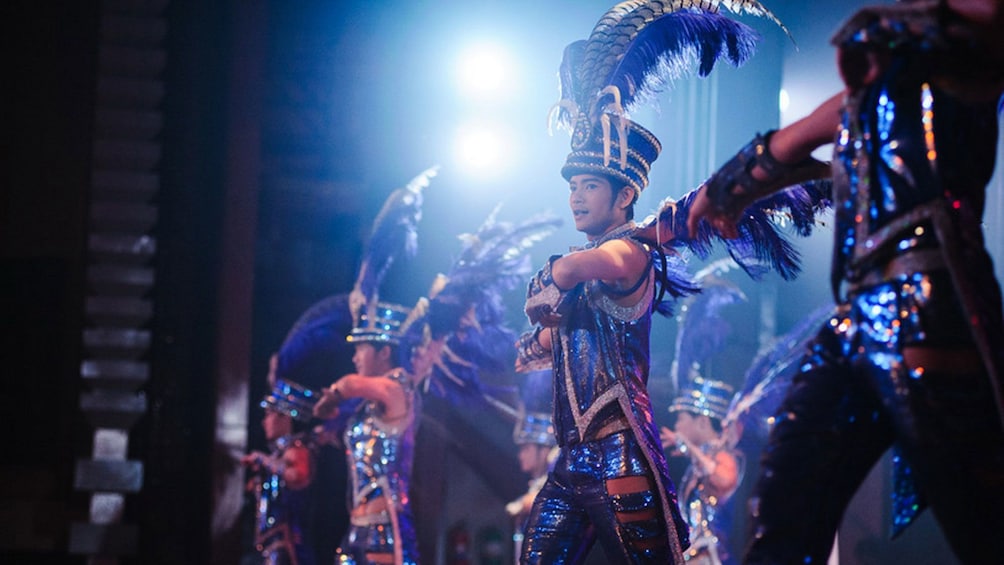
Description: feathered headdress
270,293,363,433
266,167,437,415
273,293,355,390
668,258,747,392
401,208,563,396
348,165,439,343
552,1,785,193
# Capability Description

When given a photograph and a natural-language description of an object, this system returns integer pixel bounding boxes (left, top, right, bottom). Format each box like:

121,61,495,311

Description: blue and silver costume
668,377,742,565
677,442,743,565
335,368,420,565
520,223,690,564
740,2,1004,563
252,435,317,565
524,2,811,562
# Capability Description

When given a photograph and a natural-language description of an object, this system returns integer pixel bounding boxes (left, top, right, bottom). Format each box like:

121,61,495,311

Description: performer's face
262,409,292,441
568,174,628,239
674,411,715,444
673,411,698,442
353,342,392,376
518,443,551,477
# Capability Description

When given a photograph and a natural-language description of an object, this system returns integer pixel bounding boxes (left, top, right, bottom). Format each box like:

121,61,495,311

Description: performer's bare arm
552,238,650,300
686,92,844,239
314,373,408,421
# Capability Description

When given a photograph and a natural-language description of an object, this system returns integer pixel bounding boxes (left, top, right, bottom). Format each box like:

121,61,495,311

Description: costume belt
845,248,946,294
350,510,392,527
845,199,1004,431
842,199,949,296
586,418,630,442
349,495,394,527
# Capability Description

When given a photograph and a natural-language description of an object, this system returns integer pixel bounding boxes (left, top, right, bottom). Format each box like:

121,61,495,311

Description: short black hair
597,173,637,221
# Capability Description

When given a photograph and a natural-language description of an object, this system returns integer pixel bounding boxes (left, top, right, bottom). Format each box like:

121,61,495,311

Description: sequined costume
740,2,1004,563
667,377,743,565
519,2,806,562
335,368,419,565
676,442,743,565
252,435,317,565
520,223,690,564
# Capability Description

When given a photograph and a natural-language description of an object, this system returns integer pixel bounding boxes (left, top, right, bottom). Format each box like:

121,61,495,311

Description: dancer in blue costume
307,165,562,565
662,377,742,565
506,371,560,562
688,1,1004,562
514,3,818,561
313,302,422,565
244,376,321,565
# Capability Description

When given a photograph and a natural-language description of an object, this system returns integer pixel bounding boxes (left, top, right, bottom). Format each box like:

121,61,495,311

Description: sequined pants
521,430,671,564
334,512,418,565
747,271,1004,564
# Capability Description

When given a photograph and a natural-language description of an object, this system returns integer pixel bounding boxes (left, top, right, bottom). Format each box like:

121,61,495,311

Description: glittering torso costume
678,443,742,565
521,223,689,564
253,436,317,565
746,2,1004,563
335,369,419,565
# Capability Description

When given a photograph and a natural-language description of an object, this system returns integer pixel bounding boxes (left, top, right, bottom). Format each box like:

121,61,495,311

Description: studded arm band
515,327,552,373
705,130,831,217
524,255,568,326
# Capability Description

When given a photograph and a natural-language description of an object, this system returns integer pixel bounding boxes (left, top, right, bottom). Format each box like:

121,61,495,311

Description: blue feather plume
395,208,561,411
275,293,355,391
426,208,563,338
651,250,702,317
554,1,785,134
354,165,439,303
647,179,831,281
596,10,758,108
669,262,747,391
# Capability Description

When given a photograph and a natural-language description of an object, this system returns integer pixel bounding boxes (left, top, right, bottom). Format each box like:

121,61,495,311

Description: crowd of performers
241,0,1004,563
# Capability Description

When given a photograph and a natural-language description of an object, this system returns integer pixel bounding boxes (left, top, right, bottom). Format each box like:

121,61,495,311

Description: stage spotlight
454,122,514,176
456,43,514,99
779,88,790,113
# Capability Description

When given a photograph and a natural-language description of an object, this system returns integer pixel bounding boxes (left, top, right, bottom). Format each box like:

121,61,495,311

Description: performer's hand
525,255,566,326
633,215,676,248
527,304,563,327
241,450,269,470
659,426,678,450
313,383,344,419
686,184,739,240
313,424,342,447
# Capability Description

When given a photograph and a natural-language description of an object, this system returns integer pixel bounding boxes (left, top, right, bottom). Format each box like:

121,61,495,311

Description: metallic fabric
335,369,420,565
678,443,743,565
748,278,1004,564
522,431,671,564
522,223,689,563
746,3,1004,563
253,436,317,565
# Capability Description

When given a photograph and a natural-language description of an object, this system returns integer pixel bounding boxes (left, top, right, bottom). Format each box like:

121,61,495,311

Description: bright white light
454,122,514,175
778,89,790,113
456,43,513,98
